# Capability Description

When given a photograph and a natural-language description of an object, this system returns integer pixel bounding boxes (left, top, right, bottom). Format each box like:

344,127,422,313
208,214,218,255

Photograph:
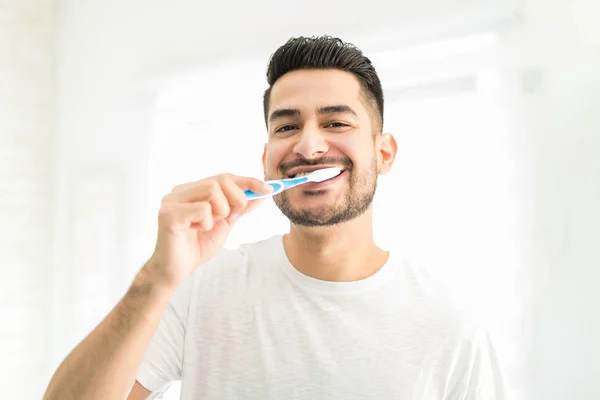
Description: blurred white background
1,0,599,399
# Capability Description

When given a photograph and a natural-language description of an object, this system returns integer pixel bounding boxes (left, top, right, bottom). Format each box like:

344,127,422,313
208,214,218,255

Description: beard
271,156,378,227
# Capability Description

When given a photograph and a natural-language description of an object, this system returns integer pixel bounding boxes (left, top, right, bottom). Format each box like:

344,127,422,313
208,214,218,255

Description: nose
292,122,329,159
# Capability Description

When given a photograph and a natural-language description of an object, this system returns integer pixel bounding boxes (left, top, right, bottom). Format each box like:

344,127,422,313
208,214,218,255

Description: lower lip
298,169,347,191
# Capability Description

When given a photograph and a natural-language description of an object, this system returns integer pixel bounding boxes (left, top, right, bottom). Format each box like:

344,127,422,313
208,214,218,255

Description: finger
170,181,198,193
229,175,273,195
225,196,267,224
163,181,208,203
160,202,213,231
219,175,248,214
208,183,231,221
166,179,222,204
196,205,214,231
163,175,272,204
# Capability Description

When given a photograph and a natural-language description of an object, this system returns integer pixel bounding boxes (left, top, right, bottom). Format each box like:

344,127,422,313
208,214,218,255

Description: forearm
43,267,174,400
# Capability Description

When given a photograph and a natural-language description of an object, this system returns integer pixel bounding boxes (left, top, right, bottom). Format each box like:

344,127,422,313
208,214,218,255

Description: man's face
262,69,394,227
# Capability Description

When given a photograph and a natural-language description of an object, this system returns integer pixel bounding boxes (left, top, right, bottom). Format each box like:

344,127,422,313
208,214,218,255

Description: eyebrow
317,105,358,118
268,108,300,123
268,104,358,123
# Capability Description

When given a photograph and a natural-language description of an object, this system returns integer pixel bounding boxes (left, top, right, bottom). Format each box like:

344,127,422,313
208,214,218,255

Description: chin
290,190,344,207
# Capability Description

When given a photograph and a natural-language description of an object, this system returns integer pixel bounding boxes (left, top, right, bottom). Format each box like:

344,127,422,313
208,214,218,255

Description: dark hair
263,35,384,132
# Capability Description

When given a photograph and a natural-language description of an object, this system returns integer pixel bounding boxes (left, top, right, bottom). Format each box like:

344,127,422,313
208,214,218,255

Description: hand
143,173,272,291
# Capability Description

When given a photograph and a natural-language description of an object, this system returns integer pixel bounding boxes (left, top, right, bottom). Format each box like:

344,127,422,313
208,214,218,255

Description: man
43,36,505,399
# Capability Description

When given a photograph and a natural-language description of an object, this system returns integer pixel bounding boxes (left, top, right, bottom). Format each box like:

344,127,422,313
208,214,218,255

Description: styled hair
263,35,384,131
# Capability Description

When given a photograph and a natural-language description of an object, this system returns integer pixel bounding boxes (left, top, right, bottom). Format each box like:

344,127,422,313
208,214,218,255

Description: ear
376,133,397,175
261,143,268,180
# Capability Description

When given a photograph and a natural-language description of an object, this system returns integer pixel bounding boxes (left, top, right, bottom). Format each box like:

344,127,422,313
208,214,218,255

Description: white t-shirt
137,235,505,399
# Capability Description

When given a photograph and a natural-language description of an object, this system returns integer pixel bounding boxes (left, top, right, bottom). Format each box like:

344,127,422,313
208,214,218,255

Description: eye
326,122,350,128
274,124,297,134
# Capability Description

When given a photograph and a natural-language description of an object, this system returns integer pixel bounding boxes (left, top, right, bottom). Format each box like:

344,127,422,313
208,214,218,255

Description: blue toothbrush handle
244,176,308,200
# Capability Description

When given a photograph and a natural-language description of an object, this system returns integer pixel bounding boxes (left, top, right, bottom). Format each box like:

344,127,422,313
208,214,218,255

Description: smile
287,166,346,179
297,169,348,191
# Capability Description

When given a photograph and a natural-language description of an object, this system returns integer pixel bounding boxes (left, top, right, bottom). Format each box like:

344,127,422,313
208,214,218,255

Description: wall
52,0,508,369
46,0,600,399
0,0,56,398
512,0,600,398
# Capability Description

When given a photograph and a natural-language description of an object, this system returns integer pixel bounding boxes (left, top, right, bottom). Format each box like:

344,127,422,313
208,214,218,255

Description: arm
42,174,271,400
447,325,507,400
128,382,152,400
42,266,173,400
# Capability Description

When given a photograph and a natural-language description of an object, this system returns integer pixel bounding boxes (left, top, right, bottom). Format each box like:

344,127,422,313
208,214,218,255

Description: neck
283,207,388,282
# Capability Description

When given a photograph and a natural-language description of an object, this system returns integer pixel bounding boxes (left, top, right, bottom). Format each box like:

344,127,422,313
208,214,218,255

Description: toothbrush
244,167,342,200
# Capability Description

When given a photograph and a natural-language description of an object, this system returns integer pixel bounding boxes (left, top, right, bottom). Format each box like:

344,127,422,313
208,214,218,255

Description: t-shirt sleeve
135,273,195,394
445,325,507,400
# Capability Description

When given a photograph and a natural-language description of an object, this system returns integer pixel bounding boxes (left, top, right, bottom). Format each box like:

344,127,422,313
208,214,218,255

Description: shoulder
391,256,491,338
392,256,458,312
394,258,502,358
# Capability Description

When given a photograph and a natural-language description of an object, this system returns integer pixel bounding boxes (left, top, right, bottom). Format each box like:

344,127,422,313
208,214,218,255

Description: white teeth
293,172,311,178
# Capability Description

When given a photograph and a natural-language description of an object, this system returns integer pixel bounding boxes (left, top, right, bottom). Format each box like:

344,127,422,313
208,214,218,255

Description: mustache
278,157,353,175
